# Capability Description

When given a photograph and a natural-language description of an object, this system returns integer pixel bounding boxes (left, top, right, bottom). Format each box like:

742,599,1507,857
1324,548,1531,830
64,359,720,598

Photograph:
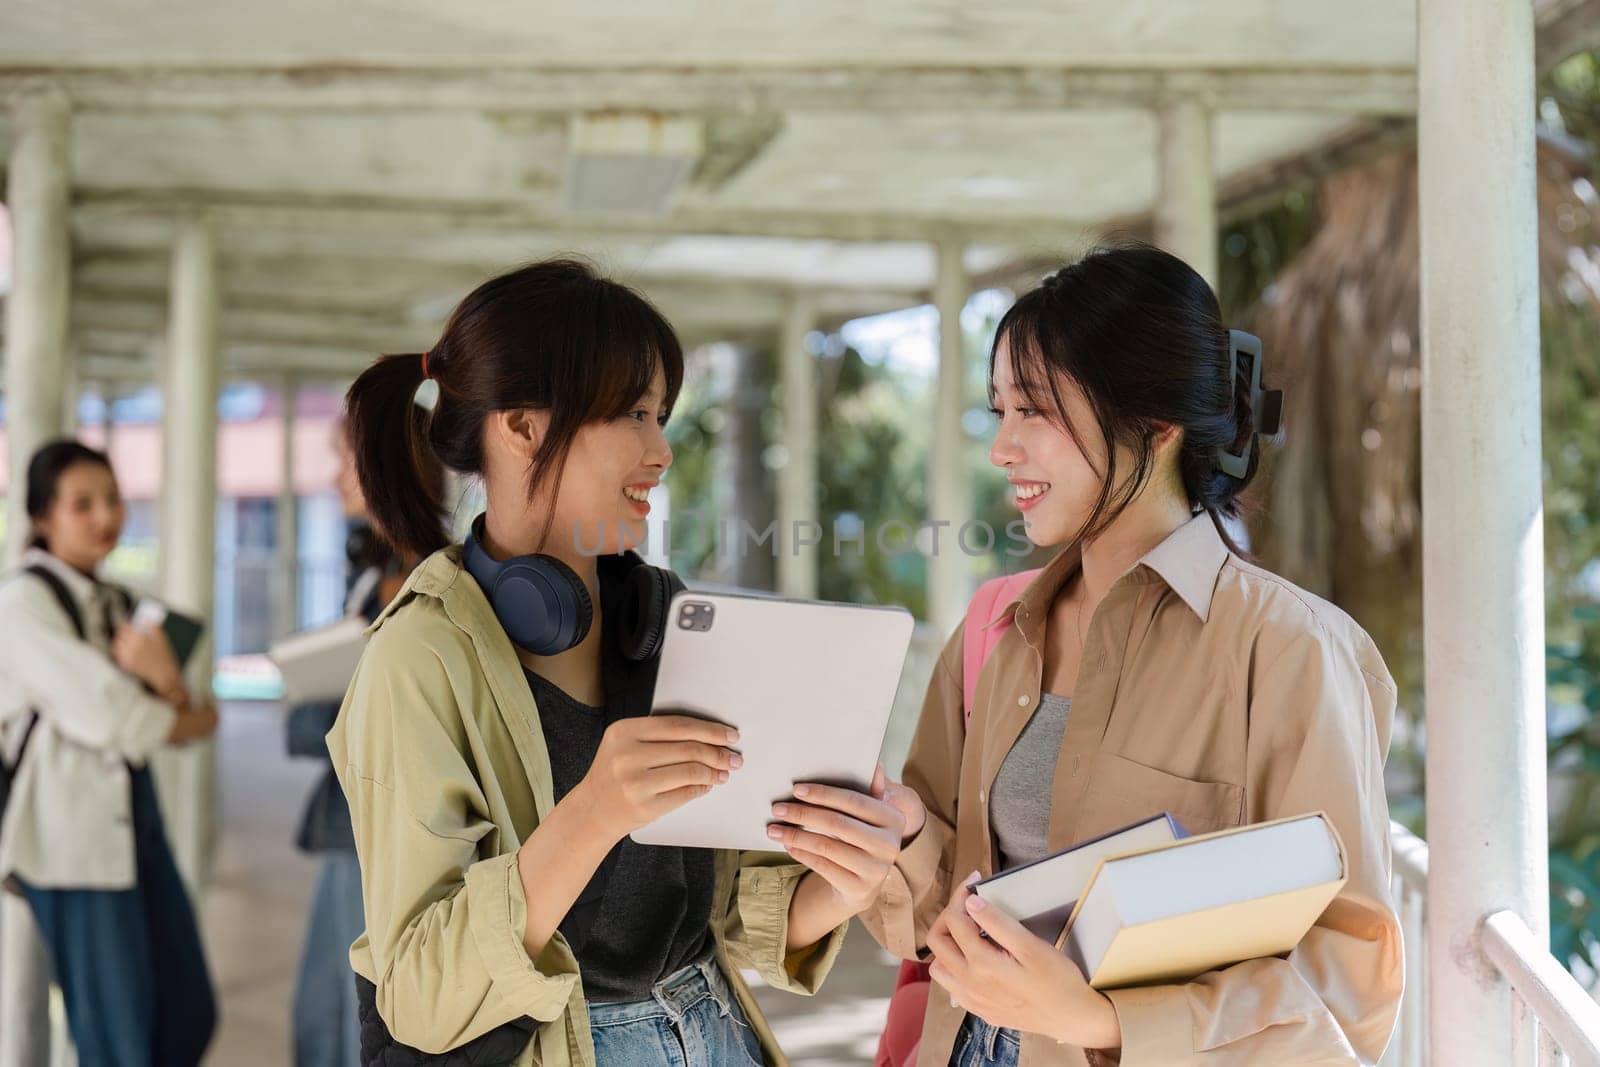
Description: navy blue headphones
462,514,683,662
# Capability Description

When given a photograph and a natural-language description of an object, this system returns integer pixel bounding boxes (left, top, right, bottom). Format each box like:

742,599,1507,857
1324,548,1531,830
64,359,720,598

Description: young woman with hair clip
0,439,218,1067
836,243,1404,1066
331,259,913,1067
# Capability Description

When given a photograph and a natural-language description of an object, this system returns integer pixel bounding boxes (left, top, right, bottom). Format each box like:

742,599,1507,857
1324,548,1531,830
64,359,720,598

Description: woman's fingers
641,760,728,796
927,917,966,969
643,739,743,772
640,714,741,747
944,906,1002,968
786,783,900,828
770,802,898,859
783,842,858,890
767,825,879,872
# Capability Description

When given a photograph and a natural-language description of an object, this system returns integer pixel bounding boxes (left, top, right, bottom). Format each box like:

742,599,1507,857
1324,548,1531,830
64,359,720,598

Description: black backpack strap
3,566,86,797
22,565,86,641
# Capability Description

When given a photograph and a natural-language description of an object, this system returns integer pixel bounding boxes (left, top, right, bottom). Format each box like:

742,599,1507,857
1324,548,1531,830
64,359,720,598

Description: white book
1063,812,1347,989
972,814,1186,942
268,616,371,704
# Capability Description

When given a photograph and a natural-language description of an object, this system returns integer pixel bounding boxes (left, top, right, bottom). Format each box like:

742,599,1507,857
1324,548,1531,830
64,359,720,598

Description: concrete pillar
0,898,52,1067
1418,1,1545,1064
927,239,971,636
1154,97,1218,290
156,215,221,890
59,351,80,436
776,292,819,599
276,375,300,634
0,88,70,1067
3,89,72,564
96,383,115,451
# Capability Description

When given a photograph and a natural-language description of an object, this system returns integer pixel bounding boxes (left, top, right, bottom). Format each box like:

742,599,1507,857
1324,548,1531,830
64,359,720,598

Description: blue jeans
293,849,364,1067
587,957,765,1066
949,1014,1021,1067
17,766,216,1067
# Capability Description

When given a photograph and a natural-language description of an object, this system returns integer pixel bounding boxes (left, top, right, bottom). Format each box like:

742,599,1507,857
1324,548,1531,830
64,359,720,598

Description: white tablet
629,590,916,852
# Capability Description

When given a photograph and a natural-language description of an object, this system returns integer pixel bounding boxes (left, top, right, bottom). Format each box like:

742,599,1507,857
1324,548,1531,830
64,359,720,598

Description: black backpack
354,974,537,1066
0,566,90,825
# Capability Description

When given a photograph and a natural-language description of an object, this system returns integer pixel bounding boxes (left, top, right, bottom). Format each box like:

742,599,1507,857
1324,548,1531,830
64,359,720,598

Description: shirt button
1017,695,1029,707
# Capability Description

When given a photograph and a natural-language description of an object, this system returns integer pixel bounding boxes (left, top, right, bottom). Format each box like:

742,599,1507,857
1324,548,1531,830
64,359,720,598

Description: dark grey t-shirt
523,555,714,1003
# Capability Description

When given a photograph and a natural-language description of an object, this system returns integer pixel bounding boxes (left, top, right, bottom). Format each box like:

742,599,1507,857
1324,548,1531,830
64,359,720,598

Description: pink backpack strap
960,569,1041,720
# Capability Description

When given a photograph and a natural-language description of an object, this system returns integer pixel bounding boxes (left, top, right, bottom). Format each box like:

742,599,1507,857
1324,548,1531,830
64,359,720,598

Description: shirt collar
993,512,1230,635
1135,512,1231,622
20,547,100,606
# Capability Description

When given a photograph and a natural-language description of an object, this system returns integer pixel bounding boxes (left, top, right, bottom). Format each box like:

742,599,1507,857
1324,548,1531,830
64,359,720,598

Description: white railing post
1417,0,1548,1064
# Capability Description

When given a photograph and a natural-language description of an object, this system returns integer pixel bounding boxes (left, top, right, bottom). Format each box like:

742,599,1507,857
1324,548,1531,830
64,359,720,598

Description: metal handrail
1481,909,1600,1065
1390,819,1429,888
1382,821,1600,1067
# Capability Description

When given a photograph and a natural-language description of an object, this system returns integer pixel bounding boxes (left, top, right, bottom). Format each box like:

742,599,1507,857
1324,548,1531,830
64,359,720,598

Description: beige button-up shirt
862,515,1403,1065
327,546,846,1067
0,549,177,891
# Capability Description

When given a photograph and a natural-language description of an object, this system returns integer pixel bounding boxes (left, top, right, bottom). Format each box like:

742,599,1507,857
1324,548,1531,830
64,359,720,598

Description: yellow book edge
1051,811,1349,960
1086,879,1345,988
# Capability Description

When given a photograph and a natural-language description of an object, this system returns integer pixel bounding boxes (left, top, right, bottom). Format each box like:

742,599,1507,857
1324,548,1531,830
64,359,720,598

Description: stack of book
972,812,1346,988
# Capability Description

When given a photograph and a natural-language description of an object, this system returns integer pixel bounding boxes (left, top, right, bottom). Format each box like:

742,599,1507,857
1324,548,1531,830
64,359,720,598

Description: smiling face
987,338,1114,548
538,361,674,557
34,460,125,573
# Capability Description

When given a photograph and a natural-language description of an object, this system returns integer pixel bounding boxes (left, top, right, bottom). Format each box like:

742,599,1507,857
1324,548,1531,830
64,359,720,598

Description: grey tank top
989,693,1072,870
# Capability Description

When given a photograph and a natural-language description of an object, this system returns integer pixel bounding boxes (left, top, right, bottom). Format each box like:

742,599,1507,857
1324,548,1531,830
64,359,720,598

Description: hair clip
420,350,433,380
1216,330,1285,479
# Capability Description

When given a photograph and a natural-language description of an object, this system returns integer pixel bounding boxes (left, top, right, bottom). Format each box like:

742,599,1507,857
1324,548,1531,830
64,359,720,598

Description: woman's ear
487,408,550,463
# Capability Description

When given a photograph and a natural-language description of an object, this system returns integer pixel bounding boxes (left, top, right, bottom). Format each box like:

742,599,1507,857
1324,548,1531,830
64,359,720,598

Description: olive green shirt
327,546,846,1066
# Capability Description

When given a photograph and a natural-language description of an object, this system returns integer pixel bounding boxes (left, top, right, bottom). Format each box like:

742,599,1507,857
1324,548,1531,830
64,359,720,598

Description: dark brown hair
344,259,684,558
990,240,1266,554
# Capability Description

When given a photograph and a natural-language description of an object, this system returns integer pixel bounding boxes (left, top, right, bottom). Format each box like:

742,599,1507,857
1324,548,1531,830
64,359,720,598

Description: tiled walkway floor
201,702,898,1065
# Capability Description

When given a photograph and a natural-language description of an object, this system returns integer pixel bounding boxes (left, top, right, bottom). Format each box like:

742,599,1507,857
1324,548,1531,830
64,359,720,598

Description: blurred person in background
286,416,440,1067
0,439,218,1067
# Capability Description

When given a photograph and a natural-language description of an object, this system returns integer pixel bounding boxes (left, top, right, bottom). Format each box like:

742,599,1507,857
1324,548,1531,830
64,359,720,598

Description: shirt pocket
1076,750,1245,840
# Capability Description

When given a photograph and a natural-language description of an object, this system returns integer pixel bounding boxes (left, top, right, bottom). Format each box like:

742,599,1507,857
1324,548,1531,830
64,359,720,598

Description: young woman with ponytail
845,243,1404,1065
329,259,910,1067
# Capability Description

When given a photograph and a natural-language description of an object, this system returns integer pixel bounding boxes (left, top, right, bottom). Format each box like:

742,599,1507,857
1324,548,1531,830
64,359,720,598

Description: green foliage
665,300,1037,619
1540,53,1600,976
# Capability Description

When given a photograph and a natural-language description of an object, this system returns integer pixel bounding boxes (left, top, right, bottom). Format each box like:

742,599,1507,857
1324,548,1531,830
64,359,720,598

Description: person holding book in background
0,439,219,1067
775,242,1403,1065
332,259,909,1065
285,417,439,1067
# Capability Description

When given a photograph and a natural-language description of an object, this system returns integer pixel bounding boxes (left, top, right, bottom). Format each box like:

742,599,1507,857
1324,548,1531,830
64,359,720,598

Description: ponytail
344,353,450,560
343,259,683,563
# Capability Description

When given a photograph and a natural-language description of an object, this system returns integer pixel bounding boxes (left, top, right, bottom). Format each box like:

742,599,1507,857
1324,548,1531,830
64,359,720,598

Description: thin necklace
1075,584,1089,653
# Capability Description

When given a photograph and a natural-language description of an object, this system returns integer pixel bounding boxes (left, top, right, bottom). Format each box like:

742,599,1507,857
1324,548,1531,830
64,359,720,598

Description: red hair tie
420,350,432,380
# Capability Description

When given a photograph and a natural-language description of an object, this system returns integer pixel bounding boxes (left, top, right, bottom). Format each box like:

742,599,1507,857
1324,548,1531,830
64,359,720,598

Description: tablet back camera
677,601,715,632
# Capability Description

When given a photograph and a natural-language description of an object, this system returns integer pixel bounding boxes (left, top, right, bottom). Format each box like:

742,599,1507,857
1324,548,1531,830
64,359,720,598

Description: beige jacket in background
0,549,177,891
861,514,1403,1066
328,546,846,1067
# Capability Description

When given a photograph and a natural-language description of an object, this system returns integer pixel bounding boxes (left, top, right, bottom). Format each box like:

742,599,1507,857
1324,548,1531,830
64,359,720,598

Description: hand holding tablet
574,715,745,842
765,764,927,913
